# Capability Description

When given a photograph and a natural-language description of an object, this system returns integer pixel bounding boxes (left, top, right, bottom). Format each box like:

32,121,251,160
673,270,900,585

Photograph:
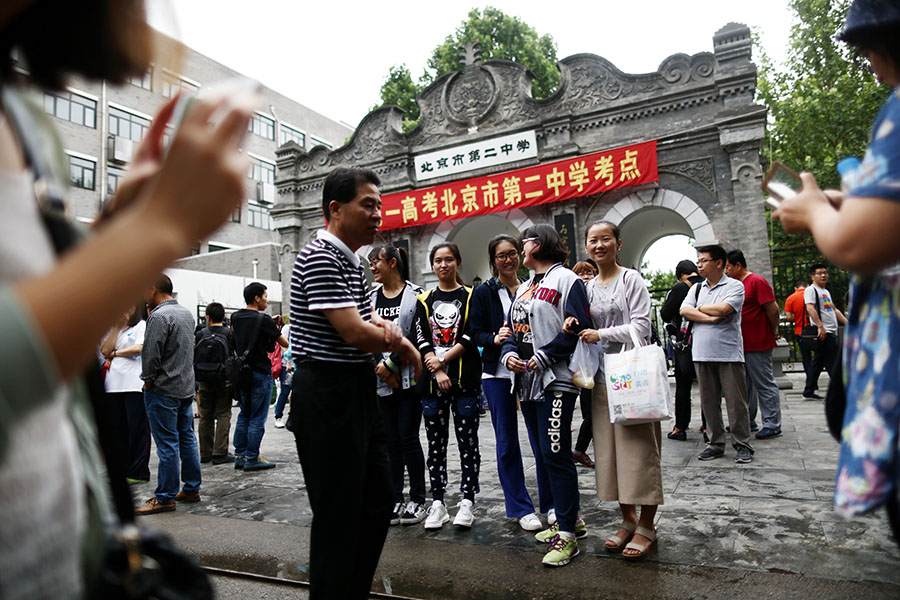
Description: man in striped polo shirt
290,167,421,599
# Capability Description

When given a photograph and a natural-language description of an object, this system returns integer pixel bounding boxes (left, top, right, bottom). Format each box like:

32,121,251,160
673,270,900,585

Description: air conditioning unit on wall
108,136,134,164
256,182,275,204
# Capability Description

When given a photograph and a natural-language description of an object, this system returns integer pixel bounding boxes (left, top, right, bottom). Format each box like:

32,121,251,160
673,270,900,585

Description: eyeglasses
697,258,718,265
494,250,519,262
521,237,538,245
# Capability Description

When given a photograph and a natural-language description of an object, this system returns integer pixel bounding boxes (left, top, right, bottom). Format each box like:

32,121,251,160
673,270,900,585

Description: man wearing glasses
680,245,754,464
802,264,847,399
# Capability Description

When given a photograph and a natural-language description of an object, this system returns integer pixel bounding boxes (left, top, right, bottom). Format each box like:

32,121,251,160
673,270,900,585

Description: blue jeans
521,389,578,533
143,389,201,504
483,378,552,517
234,371,273,460
274,368,292,420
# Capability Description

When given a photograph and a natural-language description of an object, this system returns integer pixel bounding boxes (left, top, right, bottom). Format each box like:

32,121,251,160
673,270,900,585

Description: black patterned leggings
422,393,481,502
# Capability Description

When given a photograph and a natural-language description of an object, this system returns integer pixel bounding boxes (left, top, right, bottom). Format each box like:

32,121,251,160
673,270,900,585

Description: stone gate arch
597,189,715,269
273,22,771,295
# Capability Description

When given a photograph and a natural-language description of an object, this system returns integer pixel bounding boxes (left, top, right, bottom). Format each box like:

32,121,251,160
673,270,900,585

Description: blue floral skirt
835,272,900,516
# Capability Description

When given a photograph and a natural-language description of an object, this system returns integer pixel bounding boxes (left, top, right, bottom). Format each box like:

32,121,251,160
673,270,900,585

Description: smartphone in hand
761,162,802,209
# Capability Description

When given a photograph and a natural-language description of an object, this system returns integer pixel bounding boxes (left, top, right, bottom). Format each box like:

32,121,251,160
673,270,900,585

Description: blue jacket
470,277,522,376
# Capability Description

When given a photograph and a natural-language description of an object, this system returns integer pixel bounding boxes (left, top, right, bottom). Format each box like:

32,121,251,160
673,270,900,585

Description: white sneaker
518,512,543,531
424,500,449,530
453,499,475,528
273,417,285,429
547,508,557,526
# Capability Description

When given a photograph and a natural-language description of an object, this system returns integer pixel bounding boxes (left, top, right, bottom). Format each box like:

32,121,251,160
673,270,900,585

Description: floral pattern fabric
835,85,900,516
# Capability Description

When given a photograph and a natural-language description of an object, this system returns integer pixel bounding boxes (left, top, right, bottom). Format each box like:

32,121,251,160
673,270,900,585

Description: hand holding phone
761,162,802,209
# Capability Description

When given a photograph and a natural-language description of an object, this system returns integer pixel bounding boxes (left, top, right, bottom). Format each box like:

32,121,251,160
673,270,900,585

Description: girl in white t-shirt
100,303,149,483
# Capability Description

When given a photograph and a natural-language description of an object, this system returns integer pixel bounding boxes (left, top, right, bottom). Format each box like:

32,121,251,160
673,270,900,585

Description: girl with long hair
413,242,482,530
470,234,551,531
369,244,428,526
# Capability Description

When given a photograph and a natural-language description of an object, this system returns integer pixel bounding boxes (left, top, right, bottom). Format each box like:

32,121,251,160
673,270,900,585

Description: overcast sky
147,0,794,128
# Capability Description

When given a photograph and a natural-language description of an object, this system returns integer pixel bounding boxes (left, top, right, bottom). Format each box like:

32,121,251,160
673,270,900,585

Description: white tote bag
604,325,674,425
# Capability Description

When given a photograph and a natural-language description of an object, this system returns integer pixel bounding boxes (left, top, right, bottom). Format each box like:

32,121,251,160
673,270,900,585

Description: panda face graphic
431,300,462,347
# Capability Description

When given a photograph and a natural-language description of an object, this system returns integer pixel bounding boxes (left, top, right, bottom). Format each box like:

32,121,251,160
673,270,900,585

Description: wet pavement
135,370,900,597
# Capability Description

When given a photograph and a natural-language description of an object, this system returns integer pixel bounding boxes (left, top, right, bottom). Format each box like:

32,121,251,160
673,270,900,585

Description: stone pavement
133,370,900,595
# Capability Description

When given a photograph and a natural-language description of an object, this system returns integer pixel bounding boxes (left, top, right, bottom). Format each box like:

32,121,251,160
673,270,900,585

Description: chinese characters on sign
381,140,658,231
554,214,576,268
414,130,538,182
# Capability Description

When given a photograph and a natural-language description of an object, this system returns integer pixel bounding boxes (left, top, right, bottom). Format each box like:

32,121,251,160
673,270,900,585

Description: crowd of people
2,0,899,598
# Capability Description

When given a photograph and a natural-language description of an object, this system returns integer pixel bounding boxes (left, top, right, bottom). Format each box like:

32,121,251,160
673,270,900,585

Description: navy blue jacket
470,277,523,376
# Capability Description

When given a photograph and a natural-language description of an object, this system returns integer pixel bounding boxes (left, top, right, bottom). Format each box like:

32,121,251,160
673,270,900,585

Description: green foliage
427,7,559,99
372,65,422,131
757,0,890,250
373,6,559,131
641,263,678,292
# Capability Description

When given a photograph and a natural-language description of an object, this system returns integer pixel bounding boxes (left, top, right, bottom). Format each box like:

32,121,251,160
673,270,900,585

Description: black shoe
698,447,724,461
667,429,687,441
200,456,212,464
735,446,754,464
803,393,824,400
211,453,235,465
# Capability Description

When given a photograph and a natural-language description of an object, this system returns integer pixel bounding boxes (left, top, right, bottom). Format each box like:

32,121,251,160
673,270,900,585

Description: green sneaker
542,534,580,567
534,518,587,543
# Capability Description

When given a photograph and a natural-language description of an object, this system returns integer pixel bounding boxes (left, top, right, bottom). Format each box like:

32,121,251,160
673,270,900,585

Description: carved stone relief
659,158,716,196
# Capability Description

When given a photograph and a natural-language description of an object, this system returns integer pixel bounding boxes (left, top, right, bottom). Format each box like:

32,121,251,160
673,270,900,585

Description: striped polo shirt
290,229,372,363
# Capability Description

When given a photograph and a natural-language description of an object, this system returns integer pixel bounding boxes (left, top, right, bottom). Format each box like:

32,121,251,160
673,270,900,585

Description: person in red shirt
783,281,813,385
725,250,782,439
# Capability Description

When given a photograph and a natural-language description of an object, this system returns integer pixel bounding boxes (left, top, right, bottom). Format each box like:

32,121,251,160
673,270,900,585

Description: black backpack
194,327,235,383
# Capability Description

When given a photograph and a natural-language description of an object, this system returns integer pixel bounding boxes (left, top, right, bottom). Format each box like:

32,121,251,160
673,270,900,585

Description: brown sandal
604,521,637,553
622,526,658,561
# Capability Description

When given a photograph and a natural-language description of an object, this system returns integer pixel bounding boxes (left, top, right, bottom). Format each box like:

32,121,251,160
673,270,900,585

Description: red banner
380,140,657,231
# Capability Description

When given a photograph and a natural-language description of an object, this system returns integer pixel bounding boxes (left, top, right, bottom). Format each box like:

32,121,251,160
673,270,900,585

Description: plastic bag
604,326,674,425
570,338,601,389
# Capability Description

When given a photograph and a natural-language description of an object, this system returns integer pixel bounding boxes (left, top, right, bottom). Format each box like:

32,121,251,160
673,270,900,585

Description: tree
373,7,559,131
757,0,890,253
641,263,678,292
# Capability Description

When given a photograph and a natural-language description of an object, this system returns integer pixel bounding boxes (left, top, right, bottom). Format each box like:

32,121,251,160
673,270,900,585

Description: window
129,68,152,91
68,155,95,190
231,205,241,223
207,244,229,253
43,91,96,128
108,107,151,142
248,156,275,184
247,202,274,230
160,72,199,98
279,123,305,147
309,135,332,149
106,166,126,195
248,113,275,140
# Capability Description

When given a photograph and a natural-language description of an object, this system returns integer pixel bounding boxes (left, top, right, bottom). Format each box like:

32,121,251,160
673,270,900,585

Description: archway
423,208,534,286
601,189,715,270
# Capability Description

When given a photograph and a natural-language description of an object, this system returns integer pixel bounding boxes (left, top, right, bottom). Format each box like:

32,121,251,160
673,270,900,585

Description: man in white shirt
802,264,847,399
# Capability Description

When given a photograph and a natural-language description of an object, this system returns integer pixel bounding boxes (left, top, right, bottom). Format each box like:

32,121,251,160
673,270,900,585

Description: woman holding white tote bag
565,221,664,561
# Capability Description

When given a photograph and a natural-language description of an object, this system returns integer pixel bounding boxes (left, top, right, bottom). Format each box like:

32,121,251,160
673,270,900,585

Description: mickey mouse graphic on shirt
430,300,462,349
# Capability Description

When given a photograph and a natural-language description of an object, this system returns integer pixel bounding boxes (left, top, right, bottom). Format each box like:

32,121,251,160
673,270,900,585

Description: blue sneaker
755,427,782,440
234,455,245,470
243,456,276,471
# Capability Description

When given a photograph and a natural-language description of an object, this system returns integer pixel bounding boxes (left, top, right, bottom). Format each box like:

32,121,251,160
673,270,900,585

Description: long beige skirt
592,383,664,505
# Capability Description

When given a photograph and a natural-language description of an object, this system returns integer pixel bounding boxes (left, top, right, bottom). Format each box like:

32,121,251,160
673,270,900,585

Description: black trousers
574,387,593,453
804,333,839,396
378,387,427,505
673,351,694,431
292,362,394,599
108,391,151,482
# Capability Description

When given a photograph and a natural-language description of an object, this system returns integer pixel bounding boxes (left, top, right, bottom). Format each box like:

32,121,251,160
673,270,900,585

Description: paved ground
134,370,900,598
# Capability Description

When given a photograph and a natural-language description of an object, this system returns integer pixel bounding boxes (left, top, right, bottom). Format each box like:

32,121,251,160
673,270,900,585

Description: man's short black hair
696,244,726,266
725,249,747,268
794,280,807,288
206,302,225,323
154,274,173,295
321,167,381,221
809,263,828,275
243,281,267,305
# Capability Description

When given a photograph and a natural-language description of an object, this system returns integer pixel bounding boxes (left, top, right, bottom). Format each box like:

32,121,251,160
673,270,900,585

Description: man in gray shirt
680,245,754,464
138,274,202,514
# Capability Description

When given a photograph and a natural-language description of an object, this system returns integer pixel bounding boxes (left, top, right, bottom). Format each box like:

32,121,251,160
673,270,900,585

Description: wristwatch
438,355,445,365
